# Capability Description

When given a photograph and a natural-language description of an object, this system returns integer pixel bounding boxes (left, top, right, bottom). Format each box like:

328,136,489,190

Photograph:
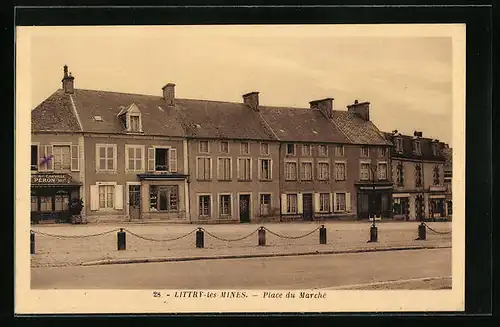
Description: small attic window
94,116,103,121
118,103,143,133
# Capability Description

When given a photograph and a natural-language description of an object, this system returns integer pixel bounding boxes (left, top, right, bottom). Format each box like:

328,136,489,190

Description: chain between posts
122,228,198,242
263,226,322,240
30,229,120,238
423,222,452,235
201,227,260,242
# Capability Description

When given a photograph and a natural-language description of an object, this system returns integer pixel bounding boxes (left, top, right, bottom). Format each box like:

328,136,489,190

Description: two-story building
384,130,448,221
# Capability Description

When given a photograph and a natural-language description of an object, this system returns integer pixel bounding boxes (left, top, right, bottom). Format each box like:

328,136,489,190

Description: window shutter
314,193,320,213
147,147,155,171
297,193,303,214
257,159,261,180
45,145,54,171
329,193,333,213
333,193,338,212
114,184,123,210
90,185,99,211
346,193,351,212
169,148,178,172
71,145,79,171
38,145,46,171
344,161,348,180
281,194,287,214
236,158,240,180
209,158,213,179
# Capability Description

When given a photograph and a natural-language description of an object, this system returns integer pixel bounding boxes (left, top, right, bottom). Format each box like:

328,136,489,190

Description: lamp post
368,163,378,242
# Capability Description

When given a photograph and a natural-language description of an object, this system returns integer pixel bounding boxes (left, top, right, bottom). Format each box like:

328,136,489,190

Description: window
40,196,53,212
432,143,440,156
285,162,297,180
148,147,177,172
240,142,250,154
335,145,344,156
318,162,330,180
217,158,231,181
360,163,370,181
433,165,440,185
54,193,69,211
260,143,269,155
396,162,404,186
259,159,272,180
361,147,369,157
154,148,169,171
415,164,422,187
99,185,114,209
377,162,388,180
447,200,453,215
413,140,421,155
197,157,212,180
129,115,141,132
335,162,346,181
237,158,251,180
393,198,409,215
319,193,330,212
199,141,209,153
31,145,38,170
126,146,144,172
220,141,229,153
378,147,386,157
302,144,312,156
219,195,232,217
31,195,38,212
395,138,403,153
53,145,71,170
319,145,328,156
335,193,346,212
97,144,116,172
260,194,271,216
286,194,298,214
199,195,211,217
300,162,313,181
149,186,178,212
286,143,295,156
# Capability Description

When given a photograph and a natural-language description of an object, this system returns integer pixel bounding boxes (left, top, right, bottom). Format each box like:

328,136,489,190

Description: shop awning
393,193,411,198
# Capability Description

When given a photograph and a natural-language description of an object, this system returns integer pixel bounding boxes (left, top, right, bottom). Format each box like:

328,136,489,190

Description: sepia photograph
15,23,465,313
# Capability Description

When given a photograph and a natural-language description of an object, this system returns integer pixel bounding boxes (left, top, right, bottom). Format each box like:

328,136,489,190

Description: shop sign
31,174,72,184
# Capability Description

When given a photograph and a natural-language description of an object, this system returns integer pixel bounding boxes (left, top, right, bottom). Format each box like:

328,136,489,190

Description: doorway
239,194,251,223
128,184,141,220
302,193,313,221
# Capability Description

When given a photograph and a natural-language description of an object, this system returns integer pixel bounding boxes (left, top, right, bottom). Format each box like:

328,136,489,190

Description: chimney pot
61,65,75,94
354,99,359,104
162,83,176,106
243,91,259,112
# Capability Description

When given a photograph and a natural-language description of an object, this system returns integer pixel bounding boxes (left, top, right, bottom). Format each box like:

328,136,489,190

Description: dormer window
432,142,440,156
413,140,421,156
117,103,143,133
395,137,403,153
130,115,141,132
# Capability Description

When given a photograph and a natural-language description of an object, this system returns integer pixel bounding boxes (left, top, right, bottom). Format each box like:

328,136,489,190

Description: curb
80,244,452,267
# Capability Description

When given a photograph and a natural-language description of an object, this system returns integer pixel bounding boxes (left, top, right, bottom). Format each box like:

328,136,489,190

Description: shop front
428,194,447,221
31,173,82,224
392,193,410,220
355,182,393,219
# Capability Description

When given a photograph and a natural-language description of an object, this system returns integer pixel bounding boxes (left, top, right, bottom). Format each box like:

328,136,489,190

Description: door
239,195,251,223
302,193,313,221
128,185,141,220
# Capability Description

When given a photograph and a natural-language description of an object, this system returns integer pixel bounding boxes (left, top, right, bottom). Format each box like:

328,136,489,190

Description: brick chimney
347,99,370,121
162,83,175,106
61,65,75,94
309,98,334,119
243,92,259,111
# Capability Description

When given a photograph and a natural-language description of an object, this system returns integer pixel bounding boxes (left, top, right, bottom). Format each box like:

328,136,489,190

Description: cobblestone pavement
29,221,452,268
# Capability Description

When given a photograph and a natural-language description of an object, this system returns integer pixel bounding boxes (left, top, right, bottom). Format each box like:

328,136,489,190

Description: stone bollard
319,225,327,244
258,227,266,246
117,228,126,251
196,228,204,248
369,225,378,243
417,222,427,240
30,231,35,255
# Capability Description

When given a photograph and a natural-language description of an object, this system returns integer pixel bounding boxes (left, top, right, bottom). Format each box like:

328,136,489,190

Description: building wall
187,139,280,223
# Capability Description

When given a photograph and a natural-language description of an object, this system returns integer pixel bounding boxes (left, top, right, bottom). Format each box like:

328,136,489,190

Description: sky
24,25,456,146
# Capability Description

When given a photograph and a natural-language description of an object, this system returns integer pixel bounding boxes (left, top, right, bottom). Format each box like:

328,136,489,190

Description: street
32,248,451,290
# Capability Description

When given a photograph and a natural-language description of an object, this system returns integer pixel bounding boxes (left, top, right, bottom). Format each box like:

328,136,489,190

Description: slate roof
331,111,392,146
31,89,81,132
383,132,447,162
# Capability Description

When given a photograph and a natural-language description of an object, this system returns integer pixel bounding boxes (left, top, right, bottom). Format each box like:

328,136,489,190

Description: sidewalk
30,221,452,268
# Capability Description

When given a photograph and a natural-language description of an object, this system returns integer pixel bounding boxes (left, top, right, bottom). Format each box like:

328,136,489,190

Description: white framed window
125,145,144,172
53,145,71,170
240,142,250,154
335,145,344,156
285,161,297,181
129,115,141,132
318,144,328,157
54,192,70,211
260,142,270,155
286,194,298,214
361,146,370,157
302,144,312,156
360,162,371,181
319,193,330,212
219,194,232,217
286,143,295,156
96,144,117,172
199,195,211,217
217,157,232,181
378,147,387,157
377,162,388,180
220,141,229,153
149,185,178,212
147,146,177,172
317,162,330,180
199,140,209,153
300,161,313,181
99,185,115,209
335,193,347,212
259,158,272,180
260,194,271,216
197,157,212,180
89,183,122,211
335,162,346,181
237,157,252,180
39,196,53,212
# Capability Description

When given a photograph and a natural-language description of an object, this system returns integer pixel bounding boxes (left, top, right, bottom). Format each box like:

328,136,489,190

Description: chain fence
201,227,260,242
31,228,120,239
121,228,198,242
423,222,452,235
263,226,321,240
